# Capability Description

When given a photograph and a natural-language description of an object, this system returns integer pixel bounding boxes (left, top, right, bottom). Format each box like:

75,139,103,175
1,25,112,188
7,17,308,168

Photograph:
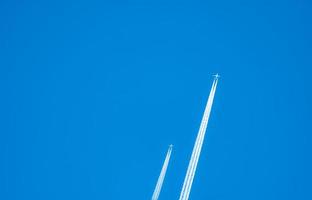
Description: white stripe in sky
179,76,219,200
151,145,173,200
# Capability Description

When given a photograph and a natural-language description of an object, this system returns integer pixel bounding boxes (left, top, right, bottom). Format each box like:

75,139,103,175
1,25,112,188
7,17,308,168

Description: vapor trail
151,145,173,200
184,80,217,196
179,77,218,200
181,82,216,200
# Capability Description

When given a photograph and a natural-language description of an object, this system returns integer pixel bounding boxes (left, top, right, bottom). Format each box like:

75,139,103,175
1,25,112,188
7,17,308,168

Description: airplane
169,144,173,148
213,73,220,79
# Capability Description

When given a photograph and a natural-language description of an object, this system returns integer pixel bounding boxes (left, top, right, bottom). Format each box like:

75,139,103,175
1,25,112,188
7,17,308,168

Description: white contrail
180,79,217,200
184,79,217,197
151,145,173,200
179,76,219,200
180,82,216,200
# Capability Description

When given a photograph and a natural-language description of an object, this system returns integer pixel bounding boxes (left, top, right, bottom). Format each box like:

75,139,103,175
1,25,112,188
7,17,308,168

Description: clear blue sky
1,0,311,199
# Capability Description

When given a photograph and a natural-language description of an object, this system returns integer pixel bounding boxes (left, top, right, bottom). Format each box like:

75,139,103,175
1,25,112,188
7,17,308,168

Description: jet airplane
213,73,220,79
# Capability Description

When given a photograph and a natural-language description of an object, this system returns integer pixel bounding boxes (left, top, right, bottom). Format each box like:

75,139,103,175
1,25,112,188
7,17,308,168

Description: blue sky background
1,0,311,199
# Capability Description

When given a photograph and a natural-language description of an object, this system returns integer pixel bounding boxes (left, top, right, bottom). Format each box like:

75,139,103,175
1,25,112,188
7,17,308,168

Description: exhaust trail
184,79,218,197
151,145,173,200
179,76,219,200
180,81,216,200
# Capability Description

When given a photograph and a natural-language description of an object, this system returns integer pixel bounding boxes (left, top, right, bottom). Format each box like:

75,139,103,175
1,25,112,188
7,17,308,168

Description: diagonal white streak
179,78,218,200
151,145,173,200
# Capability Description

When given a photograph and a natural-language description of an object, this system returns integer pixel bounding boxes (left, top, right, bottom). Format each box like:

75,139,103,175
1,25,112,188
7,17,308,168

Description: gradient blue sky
1,0,311,199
